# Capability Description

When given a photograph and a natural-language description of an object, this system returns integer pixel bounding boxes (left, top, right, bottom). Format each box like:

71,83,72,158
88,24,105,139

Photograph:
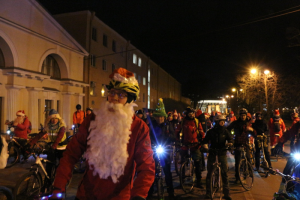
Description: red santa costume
269,110,286,147
13,110,30,139
53,68,155,200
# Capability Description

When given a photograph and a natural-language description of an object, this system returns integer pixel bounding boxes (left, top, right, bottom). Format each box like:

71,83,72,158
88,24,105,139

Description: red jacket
14,117,30,139
73,110,85,125
53,114,155,200
268,118,286,146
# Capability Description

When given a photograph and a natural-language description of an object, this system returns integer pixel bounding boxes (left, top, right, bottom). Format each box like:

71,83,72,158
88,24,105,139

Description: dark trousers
148,155,174,196
206,152,230,195
46,149,65,180
290,136,295,152
234,146,250,179
255,142,271,169
180,149,202,182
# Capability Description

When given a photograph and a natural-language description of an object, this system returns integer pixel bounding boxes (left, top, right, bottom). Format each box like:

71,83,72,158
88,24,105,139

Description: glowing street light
232,88,236,92
226,95,229,98
264,70,270,75
231,95,234,98
251,68,257,74
240,89,243,92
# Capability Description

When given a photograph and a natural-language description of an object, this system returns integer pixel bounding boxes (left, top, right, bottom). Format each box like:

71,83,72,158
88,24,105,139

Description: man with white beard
5,110,30,141
51,68,155,200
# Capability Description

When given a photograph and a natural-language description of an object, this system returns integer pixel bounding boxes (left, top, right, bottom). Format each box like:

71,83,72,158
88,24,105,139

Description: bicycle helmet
239,108,248,115
185,107,195,114
214,114,226,121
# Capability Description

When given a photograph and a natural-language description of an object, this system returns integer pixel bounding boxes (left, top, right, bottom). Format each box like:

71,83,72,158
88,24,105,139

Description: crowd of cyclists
0,67,299,200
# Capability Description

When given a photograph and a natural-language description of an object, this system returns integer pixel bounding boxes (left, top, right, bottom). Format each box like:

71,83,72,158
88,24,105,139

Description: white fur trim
0,136,9,169
16,112,25,116
85,101,137,183
113,73,138,85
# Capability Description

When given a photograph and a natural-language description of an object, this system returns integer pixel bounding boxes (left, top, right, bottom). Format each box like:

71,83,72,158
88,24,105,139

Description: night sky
39,0,300,99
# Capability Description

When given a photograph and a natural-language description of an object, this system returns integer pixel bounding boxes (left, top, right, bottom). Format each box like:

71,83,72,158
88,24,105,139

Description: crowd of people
1,67,299,200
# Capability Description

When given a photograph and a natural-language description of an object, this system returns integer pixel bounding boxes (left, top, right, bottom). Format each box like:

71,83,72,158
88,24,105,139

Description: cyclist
203,114,233,200
226,111,237,125
51,68,155,200
5,110,30,140
29,109,66,171
251,112,272,171
269,109,286,156
148,98,175,199
175,107,205,188
73,104,85,128
226,108,256,184
86,107,93,117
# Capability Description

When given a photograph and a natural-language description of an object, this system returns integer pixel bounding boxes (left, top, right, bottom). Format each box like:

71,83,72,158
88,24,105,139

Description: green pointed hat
153,98,167,118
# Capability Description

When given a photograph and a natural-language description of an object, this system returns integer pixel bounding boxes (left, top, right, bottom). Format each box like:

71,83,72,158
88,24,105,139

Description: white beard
85,101,137,183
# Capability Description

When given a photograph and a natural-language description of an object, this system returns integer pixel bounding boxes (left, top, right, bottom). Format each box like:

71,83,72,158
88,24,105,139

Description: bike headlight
231,130,234,135
156,145,164,154
7,130,10,135
248,134,251,137
293,153,300,160
72,125,75,129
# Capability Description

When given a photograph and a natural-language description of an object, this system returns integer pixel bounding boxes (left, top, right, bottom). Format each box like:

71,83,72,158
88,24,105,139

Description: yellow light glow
232,88,236,92
264,70,270,75
251,68,257,74
222,98,225,101
240,89,243,91
226,95,229,98
231,95,234,98
101,88,105,96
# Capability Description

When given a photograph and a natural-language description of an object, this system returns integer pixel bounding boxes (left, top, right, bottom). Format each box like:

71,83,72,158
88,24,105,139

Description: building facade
0,0,88,133
54,10,181,111
197,100,228,114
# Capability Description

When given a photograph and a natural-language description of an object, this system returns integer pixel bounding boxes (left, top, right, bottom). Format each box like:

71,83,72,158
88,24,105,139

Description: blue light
156,145,164,154
41,197,46,200
57,193,62,198
293,153,300,160
48,194,52,197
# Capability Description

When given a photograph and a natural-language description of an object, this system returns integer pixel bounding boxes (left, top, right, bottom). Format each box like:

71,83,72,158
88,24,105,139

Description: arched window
41,55,61,79
0,48,4,67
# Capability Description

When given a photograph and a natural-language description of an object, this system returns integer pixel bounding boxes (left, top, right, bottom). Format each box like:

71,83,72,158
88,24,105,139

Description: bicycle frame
32,155,53,180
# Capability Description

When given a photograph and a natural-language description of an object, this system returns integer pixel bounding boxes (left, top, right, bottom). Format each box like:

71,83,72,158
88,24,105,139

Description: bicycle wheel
0,186,13,200
238,159,254,191
6,144,20,168
156,177,164,200
14,172,42,200
174,150,181,176
180,160,196,193
210,167,222,200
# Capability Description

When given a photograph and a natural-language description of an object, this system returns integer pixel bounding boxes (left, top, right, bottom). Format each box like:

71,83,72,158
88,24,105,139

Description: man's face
155,116,165,124
50,118,59,125
137,114,143,119
219,120,225,126
16,115,24,123
107,89,128,105
87,110,92,115
173,115,178,120
240,114,247,121
188,112,195,119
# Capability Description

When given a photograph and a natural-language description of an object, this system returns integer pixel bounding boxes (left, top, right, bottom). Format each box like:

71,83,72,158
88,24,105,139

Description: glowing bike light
293,153,300,160
231,130,234,135
56,193,62,198
7,130,10,135
156,145,164,154
72,125,75,129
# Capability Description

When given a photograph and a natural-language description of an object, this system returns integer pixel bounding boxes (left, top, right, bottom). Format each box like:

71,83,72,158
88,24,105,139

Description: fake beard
85,101,137,183
14,117,24,124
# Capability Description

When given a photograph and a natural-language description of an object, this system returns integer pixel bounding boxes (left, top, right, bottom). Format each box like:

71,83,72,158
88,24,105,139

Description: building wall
54,10,181,111
0,0,88,133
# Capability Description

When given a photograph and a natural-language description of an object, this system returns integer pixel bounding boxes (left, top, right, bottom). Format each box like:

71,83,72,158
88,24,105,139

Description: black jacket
203,125,233,150
252,119,268,136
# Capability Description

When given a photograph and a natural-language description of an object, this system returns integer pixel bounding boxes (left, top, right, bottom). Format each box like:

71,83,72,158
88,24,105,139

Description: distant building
54,10,181,110
0,0,88,133
197,100,228,114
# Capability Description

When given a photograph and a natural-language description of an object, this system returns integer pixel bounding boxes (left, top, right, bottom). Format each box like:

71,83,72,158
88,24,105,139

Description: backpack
273,118,281,132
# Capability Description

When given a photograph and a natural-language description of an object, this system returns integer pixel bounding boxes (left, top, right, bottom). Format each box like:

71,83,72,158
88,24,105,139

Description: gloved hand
131,196,146,200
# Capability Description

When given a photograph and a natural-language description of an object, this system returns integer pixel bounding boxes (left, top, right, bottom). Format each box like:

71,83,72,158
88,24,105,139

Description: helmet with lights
214,114,226,121
239,108,248,115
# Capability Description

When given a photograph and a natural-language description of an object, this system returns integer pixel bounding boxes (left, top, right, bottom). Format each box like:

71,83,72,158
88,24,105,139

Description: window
90,81,96,96
90,55,96,67
92,27,97,41
112,40,116,52
112,64,116,72
103,34,107,47
143,77,146,85
138,58,142,67
133,54,137,64
41,55,61,79
138,75,141,84
102,60,107,71
101,84,107,97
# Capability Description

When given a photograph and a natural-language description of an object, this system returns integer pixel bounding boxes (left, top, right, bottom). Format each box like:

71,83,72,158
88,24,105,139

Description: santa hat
274,110,280,117
106,67,140,98
230,111,234,115
195,110,202,117
173,110,178,116
16,110,25,116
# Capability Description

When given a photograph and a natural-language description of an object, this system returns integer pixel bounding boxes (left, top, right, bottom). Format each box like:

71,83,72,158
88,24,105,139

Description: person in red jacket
73,104,85,128
226,111,237,125
269,110,286,156
51,68,155,200
175,107,205,188
5,110,30,140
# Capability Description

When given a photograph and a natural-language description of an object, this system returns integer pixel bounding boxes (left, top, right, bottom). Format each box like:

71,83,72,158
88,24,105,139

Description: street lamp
264,69,270,75
251,68,257,74
231,95,234,98
226,95,229,98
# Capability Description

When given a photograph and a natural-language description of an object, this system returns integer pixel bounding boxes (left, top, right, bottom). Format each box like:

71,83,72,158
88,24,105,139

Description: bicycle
208,145,234,200
237,144,254,191
269,168,300,200
0,186,13,200
6,124,46,168
14,145,71,200
152,144,166,200
256,133,270,177
179,142,200,194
